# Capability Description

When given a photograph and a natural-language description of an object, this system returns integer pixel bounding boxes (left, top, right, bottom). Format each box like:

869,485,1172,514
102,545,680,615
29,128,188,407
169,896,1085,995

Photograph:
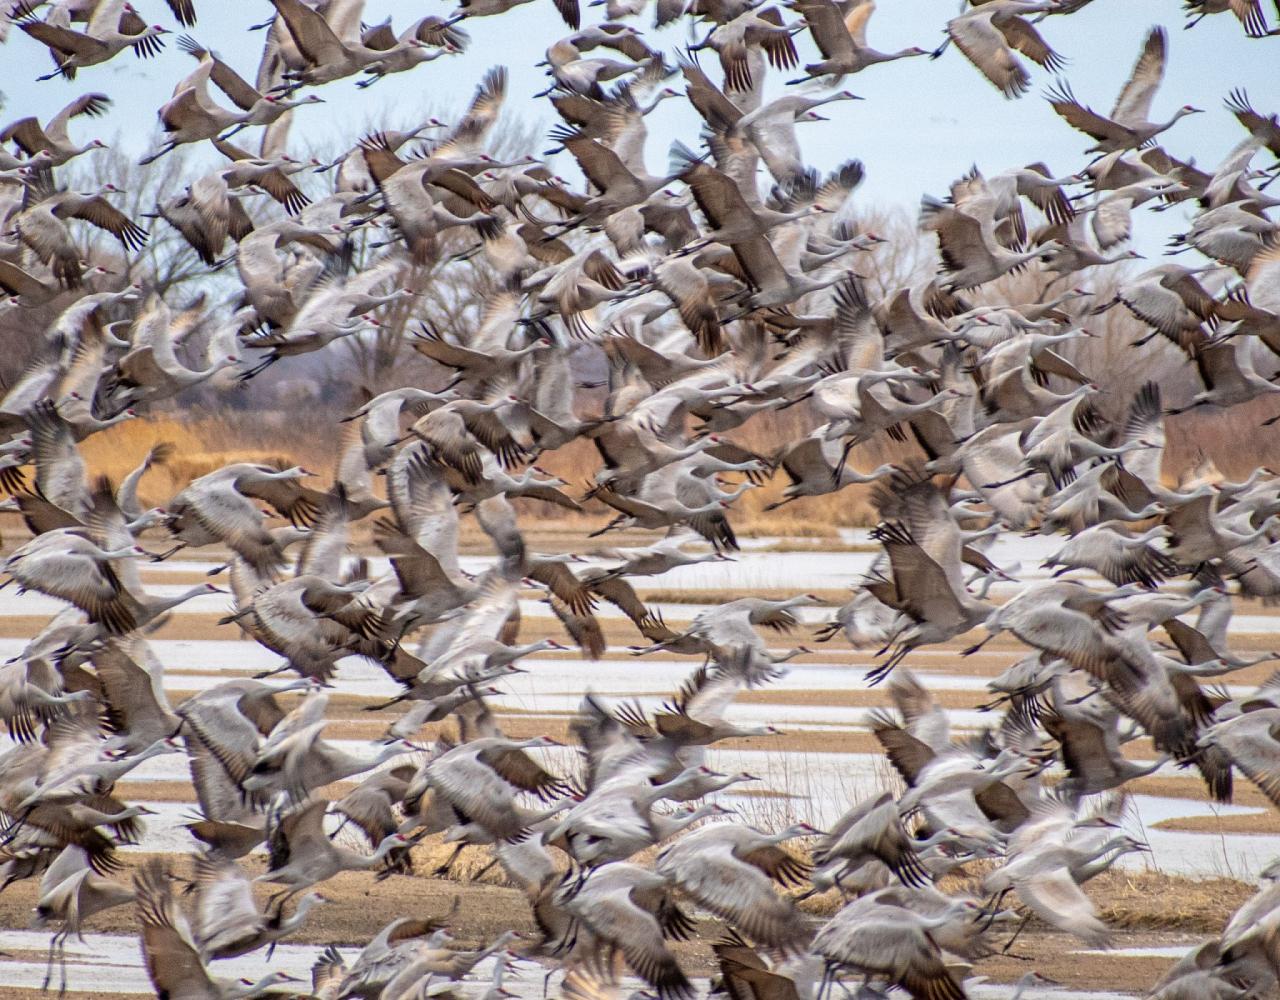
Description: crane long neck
365,838,402,864
138,586,203,617
656,808,710,836
282,895,321,931
234,975,285,999
916,827,954,850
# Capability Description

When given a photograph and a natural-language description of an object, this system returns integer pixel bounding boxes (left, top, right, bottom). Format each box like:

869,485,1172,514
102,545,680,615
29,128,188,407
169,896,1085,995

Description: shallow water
1124,795,1279,881
1083,945,1193,959
0,930,324,994
46,739,1278,882
6,547,1280,641
0,553,1273,998
0,928,1134,998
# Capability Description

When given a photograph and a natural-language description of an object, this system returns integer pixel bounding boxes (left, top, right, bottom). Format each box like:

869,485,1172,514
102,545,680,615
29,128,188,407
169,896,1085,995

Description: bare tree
849,205,935,298
63,145,212,299
338,111,543,389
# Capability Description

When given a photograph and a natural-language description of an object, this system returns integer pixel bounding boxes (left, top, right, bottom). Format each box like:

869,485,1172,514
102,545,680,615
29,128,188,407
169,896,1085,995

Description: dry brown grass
77,405,914,536
1092,869,1254,932
1152,810,1280,835
74,384,1280,543
77,413,322,506
633,587,848,605
67,390,1280,550
793,851,1255,929
1165,396,1280,479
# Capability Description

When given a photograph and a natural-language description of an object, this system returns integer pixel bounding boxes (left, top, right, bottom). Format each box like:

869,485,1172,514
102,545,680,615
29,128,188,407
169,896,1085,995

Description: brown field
0,850,1254,1000
40,391,1280,560
5,425,1280,998
30,611,1268,1000
1152,811,1278,834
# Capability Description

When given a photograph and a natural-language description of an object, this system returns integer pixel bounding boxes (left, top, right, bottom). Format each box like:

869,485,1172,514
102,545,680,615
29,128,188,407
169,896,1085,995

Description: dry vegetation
42,196,1279,541
77,359,1280,548
0,846,1250,1000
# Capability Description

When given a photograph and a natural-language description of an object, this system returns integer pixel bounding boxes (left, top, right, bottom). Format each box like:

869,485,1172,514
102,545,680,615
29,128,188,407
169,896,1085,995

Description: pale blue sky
3,0,1277,253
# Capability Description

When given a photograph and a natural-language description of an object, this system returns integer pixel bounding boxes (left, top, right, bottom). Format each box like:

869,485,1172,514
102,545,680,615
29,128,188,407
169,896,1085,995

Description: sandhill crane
1036,215,1144,275
788,0,928,82
980,803,1118,946
0,255,71,305
1227,88,1280,165
814,580,905,648
807,792,937,894
0,93,110,165
135,861,302,1000
1150,941,1251,999
1046,27,1203,152
811,893,978,1000
863,520,994,683
709,933,805,1000
873,709,1033,841
1162,490,1274,567
405,395,528,484
192,853,325,960
655,821,819,951
1039,697,1168,796
1172,339,1280,413
553,863,696,1000
590,527,734,578
1185,0,1276,35
162,463,320,570
636,594,815,662
424,733,571,855
590,470,740,550
113,309,243,404
264,0,419,86
178,678,310,833
549,763,723,865
669,142,821,248
239,309,376,381
244,722,415,802
454,0,582,30
411,322,551,381
1199,708,1280,808
642,657,783,745
373,932,523,997
373,531,482,637
691,5,801,92
19,727,182,810
89,638,180,752
177,34,325,132
1041,521,1178,588
329,761,415,841
28,846,130,992
940,0,1064,99
324,927,458,1000
256,798,412,906
920,194,1050,289
0,656,96,742
343,386,457,471
4,529,143,634
1173,203,1279,273
538,41,647,96
356,16,467,87
14,173,149,285
1162,616,1279,672
141,56,253,164
735,91,863,184
550,127,673,222
17,1,170,81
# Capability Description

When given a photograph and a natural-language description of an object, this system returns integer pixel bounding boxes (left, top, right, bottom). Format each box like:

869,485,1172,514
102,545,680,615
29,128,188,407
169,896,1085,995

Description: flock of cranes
0,0,1278,999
